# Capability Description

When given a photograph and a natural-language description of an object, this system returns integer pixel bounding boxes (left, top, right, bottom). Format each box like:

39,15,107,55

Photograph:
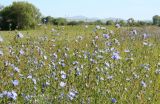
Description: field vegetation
0,25,160,103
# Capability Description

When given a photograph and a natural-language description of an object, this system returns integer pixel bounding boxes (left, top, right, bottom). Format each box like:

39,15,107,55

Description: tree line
0,1,159,30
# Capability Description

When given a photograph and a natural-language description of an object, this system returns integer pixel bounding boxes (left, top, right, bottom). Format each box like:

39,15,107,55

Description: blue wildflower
12,80,19,86
111,98,117,103
111,52,121,60
103,34,110,39
141,81,147,88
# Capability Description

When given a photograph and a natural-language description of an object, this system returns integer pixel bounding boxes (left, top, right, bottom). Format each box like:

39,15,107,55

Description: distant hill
66,15,123,23
66,16,98,22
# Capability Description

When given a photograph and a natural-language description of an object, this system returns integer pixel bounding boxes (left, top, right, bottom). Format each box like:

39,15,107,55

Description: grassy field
0,25,160,104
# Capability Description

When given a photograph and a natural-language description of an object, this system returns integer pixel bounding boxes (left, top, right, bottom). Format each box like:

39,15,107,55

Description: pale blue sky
1,0,160,20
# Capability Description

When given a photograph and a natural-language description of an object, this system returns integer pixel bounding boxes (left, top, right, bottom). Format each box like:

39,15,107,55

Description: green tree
119,20,126,26
136,21,147,26
153,15,160,25
53,18,67,25
94,20,103,25
42,16,54,24
77,21,85,25
106,20,114,25
67,21,78,26
0,1,41,30
127,18,135,26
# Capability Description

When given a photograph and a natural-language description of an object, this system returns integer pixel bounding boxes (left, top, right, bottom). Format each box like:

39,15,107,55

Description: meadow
0,25,160,104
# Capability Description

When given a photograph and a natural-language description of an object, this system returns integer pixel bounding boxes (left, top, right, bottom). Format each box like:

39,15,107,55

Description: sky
1,0,160,20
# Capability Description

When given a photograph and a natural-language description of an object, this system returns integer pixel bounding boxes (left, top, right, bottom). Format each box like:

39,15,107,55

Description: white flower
85,25,88,28
97,55,103,59
100,77,104,81
143,42,148,46
115,23,120,28
72,61,79,65
110,30,114,34
155,69,160,74
96,25,101,29
124,49,130,53
0,93,3,98
17,32,24,38
132,29,137,35
60,82,66,87
101,26,106,30
27,75,32,79
60,71,65,74
133,73,139,79
104,62,110,67
51,28,56,32
46,82,50,85
61,74,67,79
114,39,120,45
0,50,3,56
0,36,3,42
95,36,99,40
32,78,36,84
107,75,113,80
53,53,58,59
4,61,9,66
67,89,78,100
69,91,76,97
2,91,8,96
44,55,47,60
141,81,147,88
14,67,20,72
19,49,24,55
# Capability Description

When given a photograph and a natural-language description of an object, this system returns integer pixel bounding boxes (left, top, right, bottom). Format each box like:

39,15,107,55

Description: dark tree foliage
106,20,114,25
127,18,135,26
119,20,126,26
53,18,67,25
67,21,78,26
42,16,54,24
153,15,160,25
0,2,41,30
94,20,104,25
